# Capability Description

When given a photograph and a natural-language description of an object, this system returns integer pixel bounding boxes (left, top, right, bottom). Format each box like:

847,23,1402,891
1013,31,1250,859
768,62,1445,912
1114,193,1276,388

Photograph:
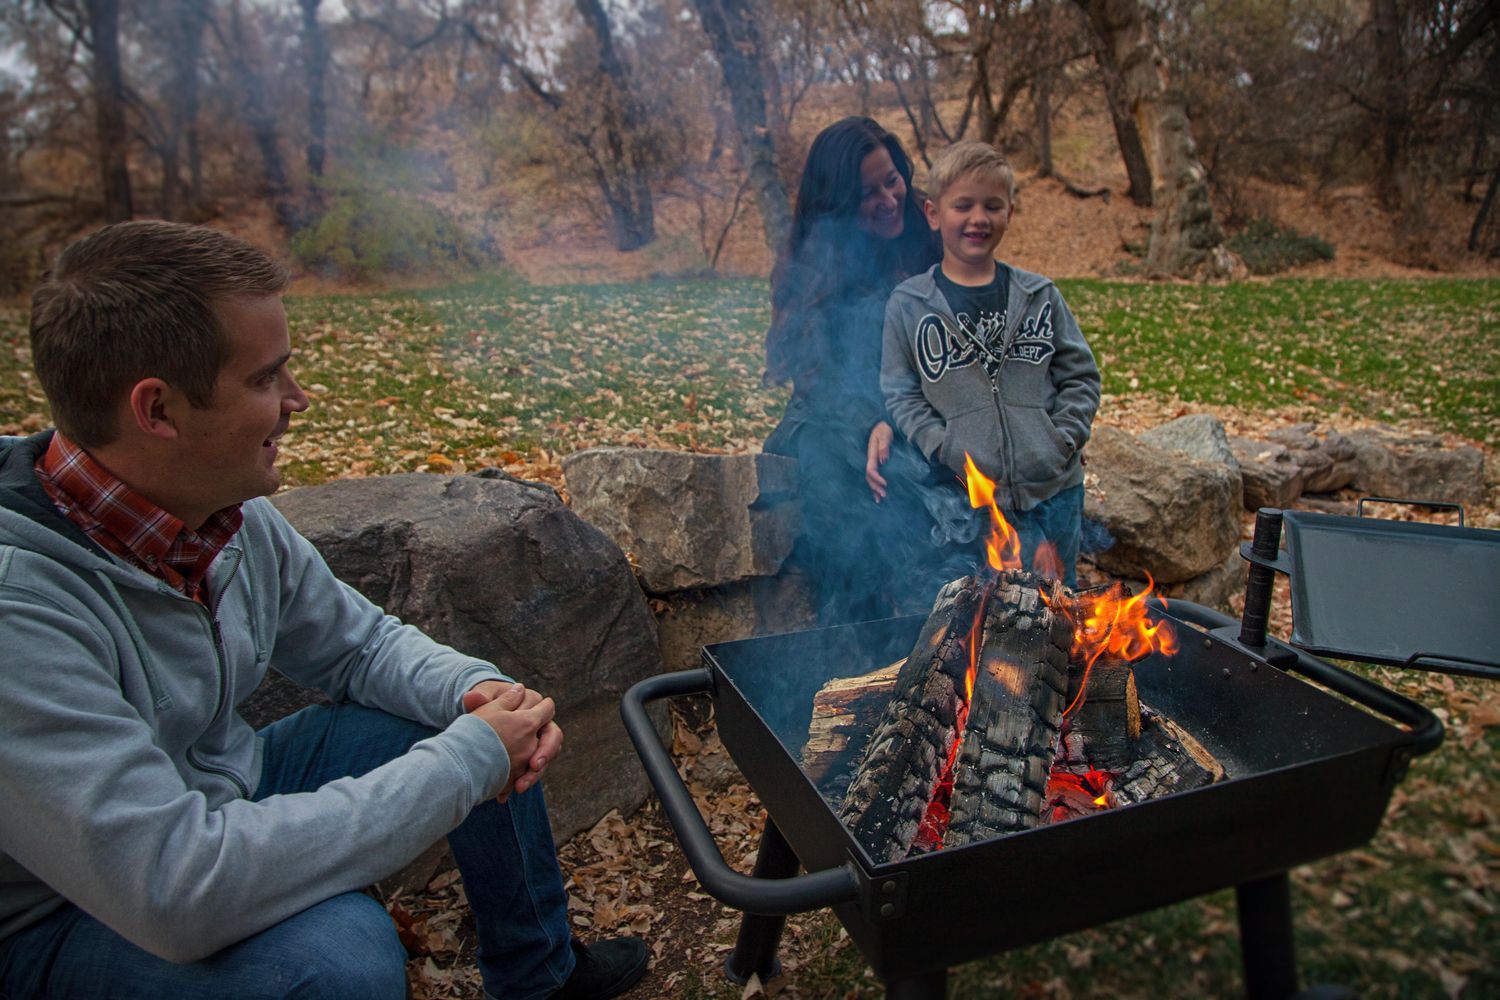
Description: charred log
942,572,1073,848
1113,708,1223,804
801,658,902,800
837,576,989,863
1057,659,1141,773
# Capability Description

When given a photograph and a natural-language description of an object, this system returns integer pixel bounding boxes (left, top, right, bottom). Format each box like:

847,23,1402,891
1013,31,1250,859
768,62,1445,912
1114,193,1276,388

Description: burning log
818,454,1208,858
1057,659,1141,773
1113,709,1224,805
811,574,1223,855
941,572,1074,849
836,576,989,863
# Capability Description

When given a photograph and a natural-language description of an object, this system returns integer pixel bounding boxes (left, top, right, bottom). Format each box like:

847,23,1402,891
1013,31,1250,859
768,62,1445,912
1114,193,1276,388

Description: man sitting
0,221,648,1000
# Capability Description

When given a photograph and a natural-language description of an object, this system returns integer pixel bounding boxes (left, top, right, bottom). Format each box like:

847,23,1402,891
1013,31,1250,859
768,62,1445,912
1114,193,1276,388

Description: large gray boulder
1229,437,1305,511
1116,547,1247,615
654,572,817,671
1346,424,1487,508
562,448,799,594
1140,414,1243,510
1083,427,1242,584
268,472,663,843
1265,424,1358,494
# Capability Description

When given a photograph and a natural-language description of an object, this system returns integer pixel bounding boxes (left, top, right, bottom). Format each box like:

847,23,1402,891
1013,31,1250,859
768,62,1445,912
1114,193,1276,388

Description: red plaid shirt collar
35,432,243,602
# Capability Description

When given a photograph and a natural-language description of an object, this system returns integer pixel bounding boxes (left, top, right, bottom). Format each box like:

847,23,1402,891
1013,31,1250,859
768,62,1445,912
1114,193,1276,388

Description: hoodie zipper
183,547,250,798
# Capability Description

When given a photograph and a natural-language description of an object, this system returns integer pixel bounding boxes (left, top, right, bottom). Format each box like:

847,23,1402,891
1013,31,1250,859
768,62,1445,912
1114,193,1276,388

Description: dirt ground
465,95,1500,290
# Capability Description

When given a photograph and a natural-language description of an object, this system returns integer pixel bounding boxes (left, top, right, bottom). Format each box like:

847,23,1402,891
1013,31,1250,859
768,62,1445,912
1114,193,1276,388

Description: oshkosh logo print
1006,302,1056,366
915,309,1007,382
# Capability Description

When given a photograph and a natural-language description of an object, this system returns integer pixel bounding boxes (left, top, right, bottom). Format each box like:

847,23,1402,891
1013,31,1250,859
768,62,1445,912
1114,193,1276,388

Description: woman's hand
865,421,894,502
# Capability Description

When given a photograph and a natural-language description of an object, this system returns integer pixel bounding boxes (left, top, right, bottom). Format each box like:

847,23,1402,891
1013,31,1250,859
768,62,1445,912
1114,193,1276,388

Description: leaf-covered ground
2,276,1496,998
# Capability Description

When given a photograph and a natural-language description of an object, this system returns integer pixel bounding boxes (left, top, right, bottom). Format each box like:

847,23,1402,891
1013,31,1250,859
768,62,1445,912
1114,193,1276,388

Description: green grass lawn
2,275,1495,998
5,276,1495,478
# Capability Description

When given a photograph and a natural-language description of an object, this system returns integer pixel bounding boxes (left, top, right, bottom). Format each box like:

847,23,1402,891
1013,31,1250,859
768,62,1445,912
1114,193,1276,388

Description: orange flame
1061,575,1178,718
1072,575,1179,664
1032,541,1064,583
964,455,1022,572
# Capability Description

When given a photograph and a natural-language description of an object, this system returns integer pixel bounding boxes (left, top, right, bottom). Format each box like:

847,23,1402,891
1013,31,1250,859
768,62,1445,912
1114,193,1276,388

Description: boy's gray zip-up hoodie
880,263,1101,511
0,432,511,962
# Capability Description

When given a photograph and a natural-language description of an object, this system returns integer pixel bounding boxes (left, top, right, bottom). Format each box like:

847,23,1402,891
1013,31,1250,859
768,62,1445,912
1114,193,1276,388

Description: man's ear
923,197,939,231
126,378,179,441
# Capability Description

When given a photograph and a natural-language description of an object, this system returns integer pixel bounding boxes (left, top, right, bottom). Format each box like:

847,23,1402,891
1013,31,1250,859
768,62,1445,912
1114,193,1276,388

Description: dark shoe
551,936,648,1000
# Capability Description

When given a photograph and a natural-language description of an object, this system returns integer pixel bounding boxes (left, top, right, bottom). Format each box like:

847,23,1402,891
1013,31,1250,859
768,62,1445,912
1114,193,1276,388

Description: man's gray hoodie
880,263,1101,511
0,431,511,962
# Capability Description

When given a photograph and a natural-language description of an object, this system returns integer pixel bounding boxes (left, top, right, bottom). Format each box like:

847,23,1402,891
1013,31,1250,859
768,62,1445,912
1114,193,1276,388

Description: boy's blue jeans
1007,483,1084,589
0,703,575,1000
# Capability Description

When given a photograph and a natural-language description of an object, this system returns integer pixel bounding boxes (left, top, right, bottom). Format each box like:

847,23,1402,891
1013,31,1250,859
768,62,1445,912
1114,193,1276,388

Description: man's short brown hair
925,140,1015,203
29,221,290,447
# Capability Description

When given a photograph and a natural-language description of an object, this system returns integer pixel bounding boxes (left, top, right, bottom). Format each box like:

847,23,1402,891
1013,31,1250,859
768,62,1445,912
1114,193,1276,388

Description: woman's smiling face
857,146,906,240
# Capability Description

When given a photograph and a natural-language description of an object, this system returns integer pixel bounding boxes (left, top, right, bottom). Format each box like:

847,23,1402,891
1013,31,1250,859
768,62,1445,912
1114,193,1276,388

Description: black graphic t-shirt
934,265,1010,380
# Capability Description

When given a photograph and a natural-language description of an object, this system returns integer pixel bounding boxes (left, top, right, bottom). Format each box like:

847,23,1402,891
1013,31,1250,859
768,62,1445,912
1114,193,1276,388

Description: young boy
880,141,1101,587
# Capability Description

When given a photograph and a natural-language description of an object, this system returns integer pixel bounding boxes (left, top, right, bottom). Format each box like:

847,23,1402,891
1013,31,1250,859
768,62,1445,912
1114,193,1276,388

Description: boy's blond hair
925,140,1015,202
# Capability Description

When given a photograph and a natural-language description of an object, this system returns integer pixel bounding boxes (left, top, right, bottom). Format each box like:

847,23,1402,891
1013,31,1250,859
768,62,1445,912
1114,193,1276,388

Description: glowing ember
1046,768,1117,823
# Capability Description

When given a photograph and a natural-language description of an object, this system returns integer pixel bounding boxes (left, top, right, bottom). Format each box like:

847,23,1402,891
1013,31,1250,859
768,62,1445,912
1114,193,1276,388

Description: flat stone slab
563,448,800,594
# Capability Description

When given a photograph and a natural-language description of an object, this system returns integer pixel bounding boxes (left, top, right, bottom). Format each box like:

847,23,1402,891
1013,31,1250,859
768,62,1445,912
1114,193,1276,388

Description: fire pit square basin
689,602,1438,983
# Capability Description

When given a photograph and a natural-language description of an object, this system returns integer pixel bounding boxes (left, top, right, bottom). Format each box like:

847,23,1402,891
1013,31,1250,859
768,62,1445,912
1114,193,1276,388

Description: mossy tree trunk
1077,0,1239,279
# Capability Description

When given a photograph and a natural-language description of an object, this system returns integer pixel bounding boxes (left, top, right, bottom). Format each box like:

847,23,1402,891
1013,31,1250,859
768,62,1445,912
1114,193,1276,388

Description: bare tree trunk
1034,66,1055,179
156,0,183,223
86,0,133,223
692,0,792,255
182,1,207,213
299,0,329,183
225,1,298,232
1369,0,1435,262
1469,162,1500,254
159,0,208,220
1372,0,1407,212
1083,8,1151,205
575,0,655,250
1077,0,1238,279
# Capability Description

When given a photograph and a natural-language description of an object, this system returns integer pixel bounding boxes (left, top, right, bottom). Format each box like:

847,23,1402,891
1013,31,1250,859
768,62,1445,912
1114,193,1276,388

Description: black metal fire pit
621,509,1450,999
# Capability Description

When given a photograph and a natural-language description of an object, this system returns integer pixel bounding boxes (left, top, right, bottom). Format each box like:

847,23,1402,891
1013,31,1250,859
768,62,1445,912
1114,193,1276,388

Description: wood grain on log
801,659,902,797
1113,709,1224,804
837,576,988,863
1058,659,1141,773
943,572,1074,848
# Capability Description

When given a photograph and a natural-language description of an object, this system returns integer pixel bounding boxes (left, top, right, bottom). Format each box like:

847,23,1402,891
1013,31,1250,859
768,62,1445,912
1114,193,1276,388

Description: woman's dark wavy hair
764,117,937,386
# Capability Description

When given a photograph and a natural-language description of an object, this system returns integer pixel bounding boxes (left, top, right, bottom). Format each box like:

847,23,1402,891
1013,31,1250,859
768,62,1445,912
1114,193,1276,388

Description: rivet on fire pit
880,903,896,918
882,881,898,896
1203,638,1213,650
1222,668,1233,679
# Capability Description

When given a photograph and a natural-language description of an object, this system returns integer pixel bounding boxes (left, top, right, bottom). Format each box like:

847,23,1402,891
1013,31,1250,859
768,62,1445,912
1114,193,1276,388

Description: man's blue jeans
0,703,575,999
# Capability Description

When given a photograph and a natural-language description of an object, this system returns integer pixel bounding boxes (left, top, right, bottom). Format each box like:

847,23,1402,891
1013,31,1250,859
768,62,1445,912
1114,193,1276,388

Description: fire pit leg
1236,872,1298,1000
724,819,799,985
885,968,948,1000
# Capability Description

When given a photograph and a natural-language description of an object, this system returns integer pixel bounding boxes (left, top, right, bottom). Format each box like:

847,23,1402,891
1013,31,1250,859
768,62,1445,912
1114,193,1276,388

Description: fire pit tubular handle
619,669,864,915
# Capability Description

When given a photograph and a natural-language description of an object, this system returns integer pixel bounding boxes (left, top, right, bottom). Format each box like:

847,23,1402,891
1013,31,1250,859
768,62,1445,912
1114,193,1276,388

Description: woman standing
763,117,955,625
